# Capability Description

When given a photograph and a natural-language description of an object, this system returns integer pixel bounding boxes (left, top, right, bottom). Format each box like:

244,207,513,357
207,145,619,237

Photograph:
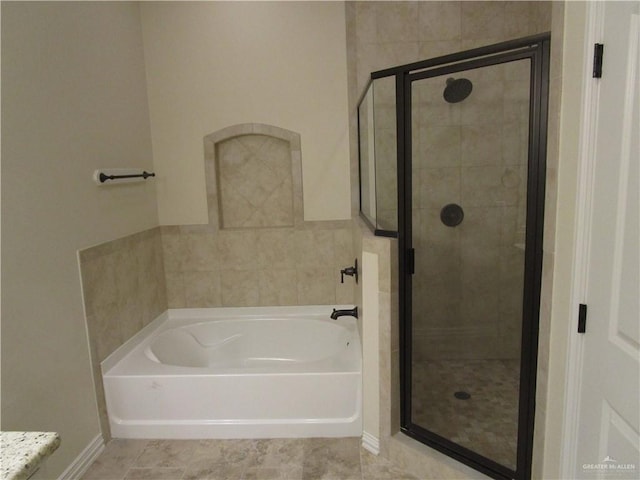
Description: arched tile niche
203,124,304,229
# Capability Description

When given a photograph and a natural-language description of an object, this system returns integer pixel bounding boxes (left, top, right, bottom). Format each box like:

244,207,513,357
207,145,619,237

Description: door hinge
578,303,588,333
406,248,415,275
593,43,604,78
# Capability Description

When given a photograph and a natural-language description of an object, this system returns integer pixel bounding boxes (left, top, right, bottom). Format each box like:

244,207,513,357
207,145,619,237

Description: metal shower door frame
380,34,551,480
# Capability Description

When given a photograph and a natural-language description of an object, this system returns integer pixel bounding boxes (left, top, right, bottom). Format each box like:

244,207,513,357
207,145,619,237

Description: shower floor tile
411,358,520,470
81,437,419,480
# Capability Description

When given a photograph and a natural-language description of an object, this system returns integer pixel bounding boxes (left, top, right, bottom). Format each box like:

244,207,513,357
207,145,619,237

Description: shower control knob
340,258,358,284
440,204,464,227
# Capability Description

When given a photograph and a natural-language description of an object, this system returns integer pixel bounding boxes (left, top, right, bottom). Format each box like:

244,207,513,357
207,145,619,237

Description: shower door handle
406,248,415,275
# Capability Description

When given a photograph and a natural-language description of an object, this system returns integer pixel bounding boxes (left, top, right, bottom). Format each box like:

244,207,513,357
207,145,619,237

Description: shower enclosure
358,34,550,480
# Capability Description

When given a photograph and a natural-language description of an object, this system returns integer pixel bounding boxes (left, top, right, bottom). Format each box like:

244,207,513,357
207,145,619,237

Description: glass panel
358,82,376,228
410,58,531,470
357,76,398,234
373,76,397,231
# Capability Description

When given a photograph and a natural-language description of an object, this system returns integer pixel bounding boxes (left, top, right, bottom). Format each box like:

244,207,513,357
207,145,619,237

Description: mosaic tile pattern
411,359,520,469
81,438,418,480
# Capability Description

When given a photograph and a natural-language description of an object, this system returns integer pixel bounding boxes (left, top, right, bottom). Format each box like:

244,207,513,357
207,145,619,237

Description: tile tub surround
161,222,355,308
81,437,419,480
163,122,355,309
1,431,61,480
81,223,354,440
79,227,168,440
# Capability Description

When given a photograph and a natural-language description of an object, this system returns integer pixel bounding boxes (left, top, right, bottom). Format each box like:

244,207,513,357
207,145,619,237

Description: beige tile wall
79,227,168,440
162,223,355,308
350,0,551,357
353,1,551,96
411,59,530,361
364,1,550,233
162,122,355,309
351,1,552,362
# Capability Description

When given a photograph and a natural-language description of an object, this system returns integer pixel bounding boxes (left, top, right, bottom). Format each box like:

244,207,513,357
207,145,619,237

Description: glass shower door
409,58,532,472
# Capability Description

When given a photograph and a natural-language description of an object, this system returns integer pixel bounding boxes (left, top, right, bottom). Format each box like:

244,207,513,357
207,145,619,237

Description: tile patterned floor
411,359,520,469
81,438,419,480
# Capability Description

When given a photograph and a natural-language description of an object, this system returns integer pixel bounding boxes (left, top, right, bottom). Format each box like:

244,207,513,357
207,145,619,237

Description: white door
575,1,640,478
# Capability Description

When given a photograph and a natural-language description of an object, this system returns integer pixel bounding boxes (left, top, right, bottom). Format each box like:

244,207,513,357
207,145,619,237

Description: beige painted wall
140,1,351,225
1,2,158,476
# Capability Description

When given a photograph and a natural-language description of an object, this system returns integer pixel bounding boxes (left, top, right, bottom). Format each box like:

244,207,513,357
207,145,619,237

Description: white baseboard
58,434,104,480
362,431,380,455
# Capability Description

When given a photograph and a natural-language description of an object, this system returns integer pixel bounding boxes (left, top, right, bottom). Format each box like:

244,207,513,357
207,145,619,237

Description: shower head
443,77,473,103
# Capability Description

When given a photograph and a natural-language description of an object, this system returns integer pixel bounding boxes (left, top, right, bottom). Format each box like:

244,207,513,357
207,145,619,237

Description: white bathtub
101,306,362,439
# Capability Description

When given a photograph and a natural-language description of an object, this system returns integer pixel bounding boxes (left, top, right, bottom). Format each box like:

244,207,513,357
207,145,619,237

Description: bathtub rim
101,305,359,375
